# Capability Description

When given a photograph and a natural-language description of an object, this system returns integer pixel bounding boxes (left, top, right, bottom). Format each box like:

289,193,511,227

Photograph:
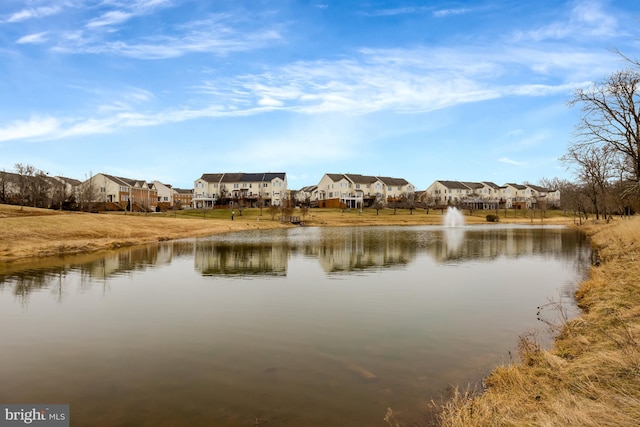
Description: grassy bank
437,216,640,426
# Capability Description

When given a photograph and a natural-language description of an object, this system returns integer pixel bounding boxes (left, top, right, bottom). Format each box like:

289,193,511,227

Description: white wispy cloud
17,32,49,44
86,0,173,28
86,10,133,28
498,157,526,166
0,40,614,143
432,8,471,18
0,116,61,142
5,5,62,23
52,12,282,59
365,6,432,17
511,0,618,42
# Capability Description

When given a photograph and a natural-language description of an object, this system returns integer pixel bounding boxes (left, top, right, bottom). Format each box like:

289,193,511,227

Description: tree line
558,53,640,221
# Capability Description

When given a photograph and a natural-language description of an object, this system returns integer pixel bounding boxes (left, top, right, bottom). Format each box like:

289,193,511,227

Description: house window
234,184,239,189
100,187,106,193
355,184,360,189
197,182,203,188
163,197,169,201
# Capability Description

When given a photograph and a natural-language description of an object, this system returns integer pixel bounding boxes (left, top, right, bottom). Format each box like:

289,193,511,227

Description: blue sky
1,0,639,190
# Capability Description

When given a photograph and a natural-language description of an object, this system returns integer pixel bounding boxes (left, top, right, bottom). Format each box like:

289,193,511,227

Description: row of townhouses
0,169,560,212
425,180,561,210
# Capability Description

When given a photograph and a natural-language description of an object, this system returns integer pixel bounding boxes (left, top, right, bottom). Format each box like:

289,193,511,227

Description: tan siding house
192,172,287,208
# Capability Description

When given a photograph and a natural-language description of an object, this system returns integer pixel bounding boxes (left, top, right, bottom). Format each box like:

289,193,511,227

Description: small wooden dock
279,215,302,225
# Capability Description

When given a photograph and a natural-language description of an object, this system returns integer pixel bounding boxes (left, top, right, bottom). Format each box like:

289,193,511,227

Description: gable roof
56,176,82,186
481,181,500,190
201,173,286,183
504,182,527,190
377,176,409,186
200,173,224,183
526,184,549,192
173,188,193,194
436,180,471,190
462,181,484,190
344,174,378,184
325,173,347,182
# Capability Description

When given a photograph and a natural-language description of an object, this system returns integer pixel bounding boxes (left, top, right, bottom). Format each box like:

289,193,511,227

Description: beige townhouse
315,173,415,208
425,180,558,210
193,172,287,208
84,173,158,211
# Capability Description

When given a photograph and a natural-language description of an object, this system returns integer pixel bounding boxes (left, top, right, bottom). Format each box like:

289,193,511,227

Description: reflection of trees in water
0,241,196,300
428,227,590,264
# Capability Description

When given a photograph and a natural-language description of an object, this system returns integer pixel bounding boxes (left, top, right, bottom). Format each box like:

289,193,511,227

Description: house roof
436,180,471,190
504,183,527,190
377,176,409,186
344,174,378,184
200,173,224,183
325,173,347,182
173,188,193,194
481,181,501,189
462,181,484,190
101,173,135,187
526,184,549,192
201,173,286,183
56,176,82,186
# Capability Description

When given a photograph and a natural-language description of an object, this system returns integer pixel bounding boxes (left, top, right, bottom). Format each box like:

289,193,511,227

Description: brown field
6,203,638,426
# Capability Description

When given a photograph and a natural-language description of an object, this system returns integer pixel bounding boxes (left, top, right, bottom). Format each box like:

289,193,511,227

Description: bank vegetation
436,215,640,426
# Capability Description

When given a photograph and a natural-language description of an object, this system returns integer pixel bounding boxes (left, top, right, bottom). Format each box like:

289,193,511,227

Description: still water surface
0,225,590,426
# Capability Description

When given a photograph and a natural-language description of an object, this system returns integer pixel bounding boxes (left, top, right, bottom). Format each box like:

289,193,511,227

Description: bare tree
268,205,280,220
299,205,309,220
568,58,640,203
14,163,35,209
79,172,98,212
400,192,416,214
372,194,386,215
0,170,9,203
561,144,616,219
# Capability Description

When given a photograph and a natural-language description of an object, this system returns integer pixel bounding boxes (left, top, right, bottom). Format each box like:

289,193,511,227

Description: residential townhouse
192,172,287,208
425,180,558,210
295,185,318,206
85,173,158,211
151,181,174,210
378,176,415,201
173,188,193,208
315,173,415,208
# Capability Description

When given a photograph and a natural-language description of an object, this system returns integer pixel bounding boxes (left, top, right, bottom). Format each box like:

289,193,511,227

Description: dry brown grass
436,216,640,427
0,205,291,264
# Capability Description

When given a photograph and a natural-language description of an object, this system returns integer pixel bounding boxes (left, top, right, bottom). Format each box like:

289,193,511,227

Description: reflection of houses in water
304,229,416,273
427,227,586,263
194,241,289,277
83,241,194,280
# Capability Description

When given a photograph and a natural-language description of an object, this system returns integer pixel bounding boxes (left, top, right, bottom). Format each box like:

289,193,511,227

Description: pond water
0,225,591,426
